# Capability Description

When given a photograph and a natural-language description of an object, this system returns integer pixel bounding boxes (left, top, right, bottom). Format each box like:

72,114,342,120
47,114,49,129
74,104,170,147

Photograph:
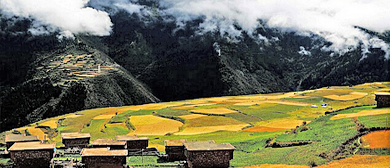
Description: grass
230,104,301,120
155,108,191,117
80,119,113,140
358,113,390,128
127,156,181,166
225,113,263,124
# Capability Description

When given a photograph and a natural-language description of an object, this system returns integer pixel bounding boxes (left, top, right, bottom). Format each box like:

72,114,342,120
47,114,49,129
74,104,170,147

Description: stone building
5,134,39,151
375,93,390,108
184,141,235,168
61,132,90,148
81,148,128,168
90,139,126,150
165,139,187,161
8,141,55,168
116,135,149,151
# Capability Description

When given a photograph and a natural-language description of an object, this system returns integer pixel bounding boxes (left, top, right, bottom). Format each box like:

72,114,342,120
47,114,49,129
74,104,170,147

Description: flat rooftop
8,141,55,151
375,93,390,96
62,132,91,139
91,139,126,146
81,148,128,156
5,134,39,143
116,135,149,141
165,139,187,146
184,141,235,151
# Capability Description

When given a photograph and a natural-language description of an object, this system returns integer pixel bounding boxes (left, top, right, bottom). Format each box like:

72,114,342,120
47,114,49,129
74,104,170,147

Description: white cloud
0,0,112,36
160,0,390,59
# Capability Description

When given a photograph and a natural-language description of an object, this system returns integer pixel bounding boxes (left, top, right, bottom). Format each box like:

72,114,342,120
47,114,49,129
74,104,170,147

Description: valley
1,82,389,167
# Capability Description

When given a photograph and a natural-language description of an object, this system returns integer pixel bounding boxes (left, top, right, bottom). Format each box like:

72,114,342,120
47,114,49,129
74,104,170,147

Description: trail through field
361,130,390,149
331,108,390,120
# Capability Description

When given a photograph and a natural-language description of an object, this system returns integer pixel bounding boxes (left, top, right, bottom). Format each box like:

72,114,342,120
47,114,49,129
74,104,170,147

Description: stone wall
63,138,90,148
10,149,54,168
185,150,234,168
126,140,148,151
166,146,186,161
376,95,390,108
82,156,126,168
91,144,125,150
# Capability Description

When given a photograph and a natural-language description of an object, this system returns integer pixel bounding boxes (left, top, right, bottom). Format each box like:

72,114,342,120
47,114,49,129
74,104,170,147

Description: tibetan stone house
116,135,149,151
81,148,128,168
9,141,55,168
375,93,390,108
5,134,39,151
62,132,90,148
184,141,235,168
90,139,126,150
165,139,187,161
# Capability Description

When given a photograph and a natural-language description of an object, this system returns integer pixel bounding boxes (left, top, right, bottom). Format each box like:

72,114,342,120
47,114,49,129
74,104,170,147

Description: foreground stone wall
166,146,186,161
376,95,390,108
185,150,234,168
126,140,148,151
10,149,54,168
91,144,125,150
63,138,90,148
83,156,126,168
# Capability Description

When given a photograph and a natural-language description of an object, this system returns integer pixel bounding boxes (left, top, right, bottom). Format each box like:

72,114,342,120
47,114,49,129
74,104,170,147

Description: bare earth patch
361,130,390,149
331,109,390,120
243,126,287,133
317,155,390,168
324,92,368,101
130,115,183,135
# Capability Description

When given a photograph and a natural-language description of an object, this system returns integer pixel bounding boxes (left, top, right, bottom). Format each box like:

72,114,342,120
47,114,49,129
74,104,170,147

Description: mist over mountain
0,0,389,131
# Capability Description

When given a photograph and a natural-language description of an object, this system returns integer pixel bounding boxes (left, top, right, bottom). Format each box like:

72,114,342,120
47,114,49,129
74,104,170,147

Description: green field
1,82,389,167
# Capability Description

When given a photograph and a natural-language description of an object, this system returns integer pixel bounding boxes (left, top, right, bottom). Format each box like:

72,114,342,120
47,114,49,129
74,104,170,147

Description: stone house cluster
5,132,235,168
165,139,235,168
375,93,390,108
5,134,55,168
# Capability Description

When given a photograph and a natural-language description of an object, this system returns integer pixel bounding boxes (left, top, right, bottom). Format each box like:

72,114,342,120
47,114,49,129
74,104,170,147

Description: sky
0,0,389,58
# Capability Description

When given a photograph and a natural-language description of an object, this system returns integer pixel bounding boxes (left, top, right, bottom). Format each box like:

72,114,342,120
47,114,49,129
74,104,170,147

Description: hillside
1,82,389,167
0,36,159,132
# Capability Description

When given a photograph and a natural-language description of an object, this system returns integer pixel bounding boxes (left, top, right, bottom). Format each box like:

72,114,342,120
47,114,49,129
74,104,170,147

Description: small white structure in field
321,103,327,108
98,64,101,73
311,105,318,108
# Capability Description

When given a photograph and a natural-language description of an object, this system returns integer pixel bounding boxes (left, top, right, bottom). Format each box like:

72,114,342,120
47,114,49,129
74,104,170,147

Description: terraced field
1,82,389,167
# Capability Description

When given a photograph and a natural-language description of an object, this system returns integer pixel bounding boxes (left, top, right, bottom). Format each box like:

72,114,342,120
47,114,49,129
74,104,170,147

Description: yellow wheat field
191,108,237,115
130,115,183,135
40,120,58,129
93,114,115,120
324,92,368,101
257,118,306,129
317,155,390,168
175,124,249,135
331,108,390,120
240,164,309,168
179,114,207,120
